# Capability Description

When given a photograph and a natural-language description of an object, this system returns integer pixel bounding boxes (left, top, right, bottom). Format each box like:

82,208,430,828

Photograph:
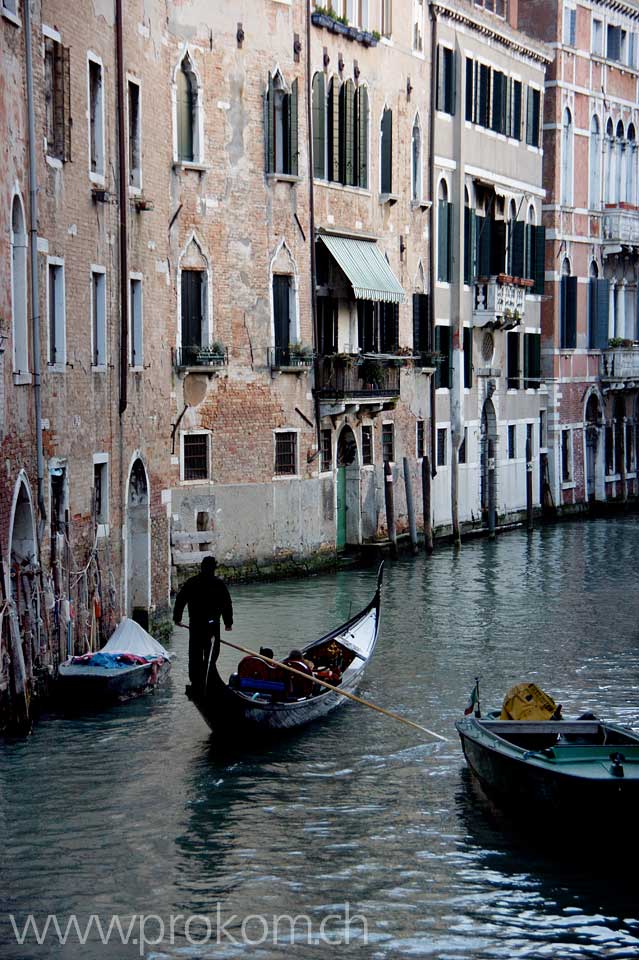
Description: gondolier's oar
218,637,448,743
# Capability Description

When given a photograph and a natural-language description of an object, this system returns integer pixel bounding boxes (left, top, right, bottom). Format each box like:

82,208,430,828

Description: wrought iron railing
175,346,228,369
315,354,401,399
268,346,314,369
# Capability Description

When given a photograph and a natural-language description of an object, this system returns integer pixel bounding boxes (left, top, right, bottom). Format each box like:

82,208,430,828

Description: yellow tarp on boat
500,683,559,721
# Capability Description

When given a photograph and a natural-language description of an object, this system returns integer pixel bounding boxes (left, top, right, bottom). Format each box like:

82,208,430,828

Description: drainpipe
24,0,46,531
116,0,128,416
428,6,438,484
449,30,464,547
306,0,322,457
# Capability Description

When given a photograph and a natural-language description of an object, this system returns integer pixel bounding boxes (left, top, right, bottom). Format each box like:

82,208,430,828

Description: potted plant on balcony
360,358,385,388
197,341,226,365
288,342,314,366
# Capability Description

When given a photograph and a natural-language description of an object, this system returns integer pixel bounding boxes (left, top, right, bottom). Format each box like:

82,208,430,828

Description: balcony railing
175,346,228,369
268,346,314,370
600,346,639,380
473,276,529,328
602,206,639,245
315,354,401,400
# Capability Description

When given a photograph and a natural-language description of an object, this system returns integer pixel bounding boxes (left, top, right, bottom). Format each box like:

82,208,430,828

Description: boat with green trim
456,715,639,823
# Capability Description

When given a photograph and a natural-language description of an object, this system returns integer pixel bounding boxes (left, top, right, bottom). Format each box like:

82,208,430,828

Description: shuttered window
511,80,522,140
490,220,507,276
478,64,491,128
475,215,491,279
412,293,430,356
507,332,521,389
327,77,340,182
380,107,393,194
380,302,399,353
491,70,507,135
434,325,452,389
607,24,621,61
355,85,369,188
560,275,578,349
181,270,204,350
511,220,525,278
45,38,71,161
525,87,541,147
382,423,395,463
266,75,299,176
273,275,292,356
533,225,546,295
436,45,455,115
465,58,474,122
339,80,355,186
588,278,610,349
464,205,475,284
463,326,473,388
312,72,326,179
523,333,541,388
438,199,453,283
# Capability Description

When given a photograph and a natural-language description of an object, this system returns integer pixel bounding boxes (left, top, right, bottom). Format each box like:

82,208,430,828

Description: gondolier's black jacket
173,572,233,635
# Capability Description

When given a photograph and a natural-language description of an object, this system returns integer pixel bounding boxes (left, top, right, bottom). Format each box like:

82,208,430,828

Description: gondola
187,564,383,736
456,713,639,828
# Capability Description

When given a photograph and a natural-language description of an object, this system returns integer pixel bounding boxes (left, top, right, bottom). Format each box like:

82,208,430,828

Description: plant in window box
288,342,314,366
608,337,624,348
360,358,385,387
197,341,226,365
496,273,513,285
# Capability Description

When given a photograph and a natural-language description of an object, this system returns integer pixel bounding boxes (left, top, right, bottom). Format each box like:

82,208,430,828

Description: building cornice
591,0,639,22
429,1,554,65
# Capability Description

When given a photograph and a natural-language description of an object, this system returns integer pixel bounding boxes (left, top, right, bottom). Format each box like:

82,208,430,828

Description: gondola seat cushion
237,656,287,695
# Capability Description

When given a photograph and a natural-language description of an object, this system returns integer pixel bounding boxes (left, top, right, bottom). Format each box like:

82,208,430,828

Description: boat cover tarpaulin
102,617,173,660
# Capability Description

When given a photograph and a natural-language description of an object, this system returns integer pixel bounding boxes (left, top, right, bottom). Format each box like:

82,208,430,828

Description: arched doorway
336,426,360,550
127,458,150,627
480,397,497,528
8,475,39,676
585,393,602,501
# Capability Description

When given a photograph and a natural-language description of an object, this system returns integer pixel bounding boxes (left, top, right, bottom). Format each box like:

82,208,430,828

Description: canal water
1,518,639,959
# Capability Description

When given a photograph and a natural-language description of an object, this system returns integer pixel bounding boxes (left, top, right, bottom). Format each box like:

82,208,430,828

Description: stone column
616,279,626,339
609,278,617,341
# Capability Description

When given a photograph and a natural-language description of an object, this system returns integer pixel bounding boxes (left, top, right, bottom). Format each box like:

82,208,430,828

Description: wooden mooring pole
526,435,534,532
403,458,419,555
384,460,398,559
422,455,434,553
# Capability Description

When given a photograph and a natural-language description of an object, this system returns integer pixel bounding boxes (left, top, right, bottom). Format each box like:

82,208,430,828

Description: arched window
327,76,339,182
312,72,326,180
411,117,422,203
627,123,636,206
605,118,615,203
380,106,393,194
11,195,29,377
176,55,199,163
589,115,601,209
437,179,452,283
616,120,625,203
561,107,573,206
179,238,209,365
266,70,299,176
560,257,577,349
339,80,356,186
271,243,298,367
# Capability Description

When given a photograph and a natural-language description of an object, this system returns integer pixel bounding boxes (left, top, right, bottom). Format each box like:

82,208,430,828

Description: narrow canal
2,518,639,959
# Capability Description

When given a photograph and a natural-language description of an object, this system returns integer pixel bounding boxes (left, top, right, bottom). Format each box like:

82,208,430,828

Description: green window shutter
561,276,578,348
265,74,275,173
465,58,474,123
381,107,393,193
464,206,472,284
524,333,541,387
447,202,454,283
507,331,520,389
595,278,610,348
511,221,525,278
343,80,355,186
525,86,533,146
588,279,597,349
328,78,340,182
477,215,491,278
490,219,507,276
356,85,369,188
434,325,451,388
463,326,472,388
512,80,522,140
533,225,545,294
523,332,530,383
413,293,430,354
436,45,444,112
288,78,299,176
532,89,540,147
479,64,490,127
437,200,448,282
312,73,325,179
491,71,502,133
446,48,456,116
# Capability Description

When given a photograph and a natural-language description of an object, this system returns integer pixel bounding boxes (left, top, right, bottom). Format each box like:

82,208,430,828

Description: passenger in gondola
173,556,233,691
284,648,315,672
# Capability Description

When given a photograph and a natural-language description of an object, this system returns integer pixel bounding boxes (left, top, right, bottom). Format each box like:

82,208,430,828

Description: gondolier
173,556,233,690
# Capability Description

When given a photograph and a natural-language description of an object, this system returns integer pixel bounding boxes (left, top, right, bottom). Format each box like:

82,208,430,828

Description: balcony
602,206,639,247
599,346,639,386
268,346,314,373
473,276,530,328
315,354,401,415
175,345,228,370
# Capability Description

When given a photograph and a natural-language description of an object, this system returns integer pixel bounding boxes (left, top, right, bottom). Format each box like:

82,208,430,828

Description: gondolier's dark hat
201,556,217,574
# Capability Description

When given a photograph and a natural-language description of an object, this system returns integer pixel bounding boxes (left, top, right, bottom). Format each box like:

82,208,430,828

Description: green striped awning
319,234,405,304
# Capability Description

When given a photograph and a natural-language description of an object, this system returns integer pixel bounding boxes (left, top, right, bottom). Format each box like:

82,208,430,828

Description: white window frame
180,430,211,483
127,74,142,194
361,423,375,467
129,272,143,369
46,256,66,371
319,428,334,475
172,50,204,167
563,4,576,47
381,420,395,464
273,428,300,480
507,423,517,460
592,17,603,56
561,427,574,486
1,0,20,27
87,52,106,184
90,265,107,370
436,426,447,467
561,106,574,207
10,191,30,383
92,452,109,535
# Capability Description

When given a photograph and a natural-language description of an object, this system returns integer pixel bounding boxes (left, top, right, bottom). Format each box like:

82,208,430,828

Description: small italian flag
464,680,480,716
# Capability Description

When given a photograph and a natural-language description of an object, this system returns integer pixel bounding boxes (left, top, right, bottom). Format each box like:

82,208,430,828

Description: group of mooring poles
383,456,434,559
383,438,534,558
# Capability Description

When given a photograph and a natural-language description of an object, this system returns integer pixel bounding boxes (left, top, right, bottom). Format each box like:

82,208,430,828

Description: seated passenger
284,648,315,672
259,647,274,660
